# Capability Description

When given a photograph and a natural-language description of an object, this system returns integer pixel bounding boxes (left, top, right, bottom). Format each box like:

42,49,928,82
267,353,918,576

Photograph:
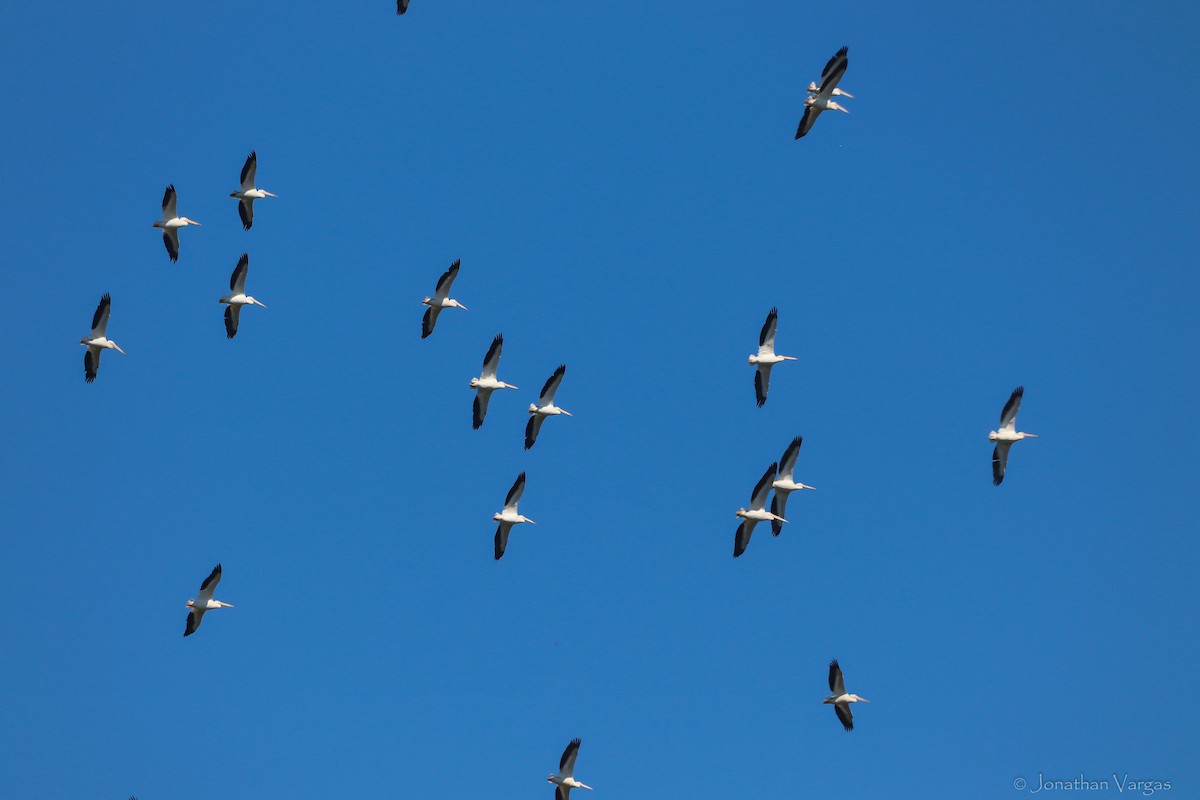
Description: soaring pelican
152,184,201,263
421,259,467,338
796,46,852,139
230,151,277,230
771,436,815,535
824,659,869,731
990,386,1036,485
80,293,125,383
397,0,409,13
748,308,796,407
494,472,535,560
184,564,234,637
734,462,787,557
548,738,593,800
220,253,267,339
525,364,570,450
470,334,518,429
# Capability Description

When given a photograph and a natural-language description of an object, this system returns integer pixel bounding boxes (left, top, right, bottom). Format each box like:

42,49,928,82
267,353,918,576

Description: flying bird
396,0,409,13
184,564,234,637
734,462,787,557
493,472,535,560
824,659,869,731
152,184,201,263
80,293,125,383
989,386,1037,485
525,364,571,449
421,259,468,338
219,253,268,338
771,436,815,535
230,151,277,230
796,46,852,139
548,738,593,800
470,334,519,429
748,308,797,407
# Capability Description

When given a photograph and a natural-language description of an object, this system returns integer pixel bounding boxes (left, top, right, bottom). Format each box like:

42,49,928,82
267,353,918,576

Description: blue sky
0,2,1197,798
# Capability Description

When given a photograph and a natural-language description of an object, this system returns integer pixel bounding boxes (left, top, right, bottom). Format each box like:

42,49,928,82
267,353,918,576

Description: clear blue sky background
0,2,1197,798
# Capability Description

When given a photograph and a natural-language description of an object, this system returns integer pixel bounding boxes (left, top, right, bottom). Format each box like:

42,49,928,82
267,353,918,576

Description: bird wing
525,415,545,450
434,259,460,301
238,197,254,230
758,307,778,356
240,151,257,191
230,253,249,294
754,364,772,407
397,0,409,13
196,564,222,605
473,389,492,430
91,293,112,337
559,738,581,778
184,606,206,637
733,519,754,557
162,184,178,219
494,523,510,560
163,229,179,263
539,364,566,406
829,659,846,694
795,104,823,139
750,462,778,510
225,305,241,339
555,786,570,800
770,491,789,536
992,442,1012,486
84,347,100,383
778,435,803,479
481,333,503,379
999,386,1024,432
503,472,526,513
835,702,854,731
816,46,849,96
421,306,441,339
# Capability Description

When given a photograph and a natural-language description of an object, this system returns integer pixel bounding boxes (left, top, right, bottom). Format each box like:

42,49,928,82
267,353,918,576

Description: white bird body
989,386,1037,485
184,564,234,637
748,308,796,407
421,259,467,338
796,46,852,139
824,659,869,731
230,151,277,230
219,254,267,339
470,334,518,429
548,739,592,800
152,184,200,262
525,364,571,449
79,293,125,383
734,461,787,557
770,435,815,535
493,472,535,560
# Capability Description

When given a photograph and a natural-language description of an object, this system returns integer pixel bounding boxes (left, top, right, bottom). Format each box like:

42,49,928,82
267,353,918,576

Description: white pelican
152,184,201,263
184,564,234,637
525,364,570,450
990,386,1036,485
548,738,593,800
796,46,852,139
470,334,518,429
230,151,277,231
494,472,535,560
421,259,467,338
80,293,125,383
734,462,787,558
397,0,409,13
771,435,815,535
219,253,267,339
748,308,796,407
824,659,869,731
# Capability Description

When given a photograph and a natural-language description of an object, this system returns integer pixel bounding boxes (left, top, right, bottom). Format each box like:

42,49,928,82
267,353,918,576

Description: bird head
451,300,468,310
107,341,126,355
249,297,268,309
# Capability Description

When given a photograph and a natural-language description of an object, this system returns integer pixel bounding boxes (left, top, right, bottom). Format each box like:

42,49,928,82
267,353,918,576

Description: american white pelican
230,151,277,231
548,738,593,800
494,472,535,560
421,259,467,338
184,564,234,637
525,364,570,450
748,308,796,407
771,435,815,536
397,0,409,13
471,334,518,429
796,46,852,139
219,253,267,339
80,293,125,383
990,386,1036,485
734,462,787,558
824,659,869,731
152,184,201,263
